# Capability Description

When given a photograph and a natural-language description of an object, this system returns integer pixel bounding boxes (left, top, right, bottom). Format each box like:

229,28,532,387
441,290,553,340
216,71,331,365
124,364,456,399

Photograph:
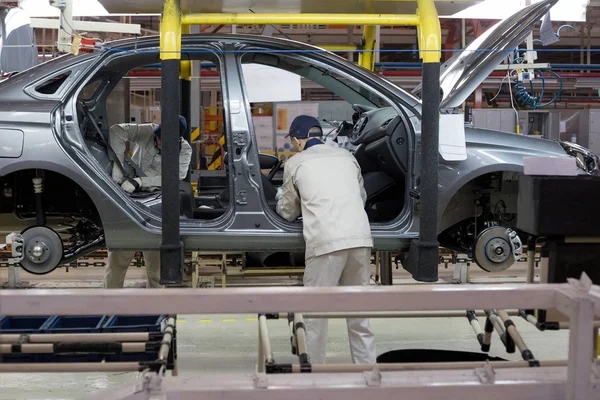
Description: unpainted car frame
0,0,597,281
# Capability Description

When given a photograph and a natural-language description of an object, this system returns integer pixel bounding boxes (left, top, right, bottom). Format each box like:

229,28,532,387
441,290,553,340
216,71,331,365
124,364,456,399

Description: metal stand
5,233,24,288
378,252,393,285
452,253,469,284
7,264,20,288
190,252,303,288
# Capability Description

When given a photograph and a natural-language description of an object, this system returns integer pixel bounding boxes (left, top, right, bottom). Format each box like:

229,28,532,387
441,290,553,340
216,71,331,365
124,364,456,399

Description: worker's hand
111,163,124,185
276,187,283,202
121,178,142,193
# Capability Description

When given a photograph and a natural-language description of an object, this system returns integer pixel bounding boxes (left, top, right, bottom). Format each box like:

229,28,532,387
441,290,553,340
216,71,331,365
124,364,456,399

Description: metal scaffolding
0,276,598,399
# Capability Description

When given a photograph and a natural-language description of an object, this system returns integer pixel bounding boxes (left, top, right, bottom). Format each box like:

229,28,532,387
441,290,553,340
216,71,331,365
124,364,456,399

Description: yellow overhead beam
160,0,181,60
181,13,420,26
164,1,441,68
319,44,359,51
416,0,441,63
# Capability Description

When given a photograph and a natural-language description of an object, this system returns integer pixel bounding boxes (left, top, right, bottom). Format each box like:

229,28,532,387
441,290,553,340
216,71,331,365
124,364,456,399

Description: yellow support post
182,13,419,27
179,24,191,80
359,26,377,71
160,0,181,61
416,0,442,63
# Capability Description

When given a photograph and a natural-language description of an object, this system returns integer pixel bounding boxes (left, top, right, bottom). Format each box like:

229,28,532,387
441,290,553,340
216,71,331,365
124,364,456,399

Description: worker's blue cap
285,115,323,139
153,115,187,138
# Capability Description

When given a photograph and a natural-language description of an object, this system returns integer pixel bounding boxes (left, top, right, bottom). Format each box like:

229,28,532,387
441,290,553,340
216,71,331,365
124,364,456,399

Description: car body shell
0,33,576,258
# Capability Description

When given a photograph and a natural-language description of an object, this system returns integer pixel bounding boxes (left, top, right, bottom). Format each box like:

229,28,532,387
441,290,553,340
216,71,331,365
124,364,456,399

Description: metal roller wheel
473,226,517,273
18,226,63,275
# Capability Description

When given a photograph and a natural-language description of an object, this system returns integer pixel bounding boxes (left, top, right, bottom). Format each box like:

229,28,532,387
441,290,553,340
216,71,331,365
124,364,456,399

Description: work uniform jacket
109,123,192,190
276,142,373,258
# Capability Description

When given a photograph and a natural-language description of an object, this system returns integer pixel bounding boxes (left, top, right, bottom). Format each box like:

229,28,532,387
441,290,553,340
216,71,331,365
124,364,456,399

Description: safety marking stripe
199,319,213,323
246,317,258,321
176,319,186,323
222,319,236,323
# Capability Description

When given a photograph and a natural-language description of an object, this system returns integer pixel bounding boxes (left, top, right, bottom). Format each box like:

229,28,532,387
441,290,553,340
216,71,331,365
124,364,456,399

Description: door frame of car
223,44,421,249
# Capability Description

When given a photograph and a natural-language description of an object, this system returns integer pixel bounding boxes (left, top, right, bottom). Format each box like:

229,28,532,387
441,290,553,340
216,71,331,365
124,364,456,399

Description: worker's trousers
303,247,376,364
104,250,161,289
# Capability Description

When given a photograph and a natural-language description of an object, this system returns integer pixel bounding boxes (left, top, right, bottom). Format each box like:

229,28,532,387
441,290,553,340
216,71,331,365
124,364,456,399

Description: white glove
276,187,283,202
121,178,142,193
111,163,124,184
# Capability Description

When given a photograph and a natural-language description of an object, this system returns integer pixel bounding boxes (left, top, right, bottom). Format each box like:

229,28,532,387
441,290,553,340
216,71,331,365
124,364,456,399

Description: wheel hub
31,243,45,258
473,226,517,273
487,238,510,263
19,226,63,275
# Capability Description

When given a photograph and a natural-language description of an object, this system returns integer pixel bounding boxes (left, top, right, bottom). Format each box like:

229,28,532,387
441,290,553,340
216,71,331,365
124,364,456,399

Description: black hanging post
159,0,183,285
403,0,441,282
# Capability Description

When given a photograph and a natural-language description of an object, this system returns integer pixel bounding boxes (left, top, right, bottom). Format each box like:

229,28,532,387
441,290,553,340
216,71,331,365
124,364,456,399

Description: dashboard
349,106,402,146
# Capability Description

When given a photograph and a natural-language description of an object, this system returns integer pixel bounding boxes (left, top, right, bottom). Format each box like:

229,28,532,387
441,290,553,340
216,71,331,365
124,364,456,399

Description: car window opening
75,51,231,222
35,71,72,95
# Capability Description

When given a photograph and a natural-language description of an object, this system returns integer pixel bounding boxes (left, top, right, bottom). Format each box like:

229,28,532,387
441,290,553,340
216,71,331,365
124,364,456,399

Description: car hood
465,127,567,156
412,0,558,109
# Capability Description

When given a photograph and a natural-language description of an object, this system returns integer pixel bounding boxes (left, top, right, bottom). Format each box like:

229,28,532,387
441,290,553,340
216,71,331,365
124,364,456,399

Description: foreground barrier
0,274,598,399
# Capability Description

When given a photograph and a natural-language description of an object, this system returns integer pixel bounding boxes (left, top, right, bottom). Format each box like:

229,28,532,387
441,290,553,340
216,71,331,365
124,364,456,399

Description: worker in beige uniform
276,115,376,364
104,115,192,289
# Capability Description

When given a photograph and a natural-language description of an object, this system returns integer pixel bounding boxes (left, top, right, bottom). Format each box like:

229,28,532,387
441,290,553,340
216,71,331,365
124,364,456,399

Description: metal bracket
233,132,247,146
363,365,382,387
254,372,269,389
506,228,523,261
452,253,470,284
6,233,24,265
235,190,248,205
474,362,496,384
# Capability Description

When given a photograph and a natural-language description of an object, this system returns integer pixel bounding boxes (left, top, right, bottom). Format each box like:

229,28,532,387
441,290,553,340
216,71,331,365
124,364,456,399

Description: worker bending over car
104,116,192,289
276,115,376,364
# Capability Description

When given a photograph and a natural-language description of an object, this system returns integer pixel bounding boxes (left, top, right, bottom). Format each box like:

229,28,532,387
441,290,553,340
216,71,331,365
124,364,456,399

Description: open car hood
412,0,559,109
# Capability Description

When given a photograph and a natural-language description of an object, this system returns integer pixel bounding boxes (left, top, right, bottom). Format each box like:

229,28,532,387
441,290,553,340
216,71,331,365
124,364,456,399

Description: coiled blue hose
511,69,562,109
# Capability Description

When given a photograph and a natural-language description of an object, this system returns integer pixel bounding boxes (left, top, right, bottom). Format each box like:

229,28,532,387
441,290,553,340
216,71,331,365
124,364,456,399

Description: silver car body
0,0,594,272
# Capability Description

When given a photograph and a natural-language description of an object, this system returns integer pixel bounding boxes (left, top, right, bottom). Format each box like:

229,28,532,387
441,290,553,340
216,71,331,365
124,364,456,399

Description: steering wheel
266,158,283,181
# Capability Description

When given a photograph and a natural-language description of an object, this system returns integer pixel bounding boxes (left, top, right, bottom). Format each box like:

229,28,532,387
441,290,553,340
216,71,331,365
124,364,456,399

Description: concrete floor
0,262,571,400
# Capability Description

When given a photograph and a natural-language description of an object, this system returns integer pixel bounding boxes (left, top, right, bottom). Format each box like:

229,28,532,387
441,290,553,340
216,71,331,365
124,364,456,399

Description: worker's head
285,115,323,152
153,115,187,150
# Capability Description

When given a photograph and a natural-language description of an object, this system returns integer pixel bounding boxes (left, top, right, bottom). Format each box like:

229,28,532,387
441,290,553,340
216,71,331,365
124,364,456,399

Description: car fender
438,161,523,233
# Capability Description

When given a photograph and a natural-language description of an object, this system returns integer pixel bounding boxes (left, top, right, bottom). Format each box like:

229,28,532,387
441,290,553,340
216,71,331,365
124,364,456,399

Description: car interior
239,52,411,224
75,50,410,227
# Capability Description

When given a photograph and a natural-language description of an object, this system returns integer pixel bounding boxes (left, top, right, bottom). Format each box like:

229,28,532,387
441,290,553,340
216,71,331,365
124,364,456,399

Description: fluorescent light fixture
444,0,588,22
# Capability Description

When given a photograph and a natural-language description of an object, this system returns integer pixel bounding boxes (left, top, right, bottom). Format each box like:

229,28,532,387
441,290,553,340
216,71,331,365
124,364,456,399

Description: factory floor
0,263,571,400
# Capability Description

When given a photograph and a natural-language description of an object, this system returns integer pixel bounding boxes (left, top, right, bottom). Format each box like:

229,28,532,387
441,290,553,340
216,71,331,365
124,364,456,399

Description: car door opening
74,50,234,222
240,52,411,225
